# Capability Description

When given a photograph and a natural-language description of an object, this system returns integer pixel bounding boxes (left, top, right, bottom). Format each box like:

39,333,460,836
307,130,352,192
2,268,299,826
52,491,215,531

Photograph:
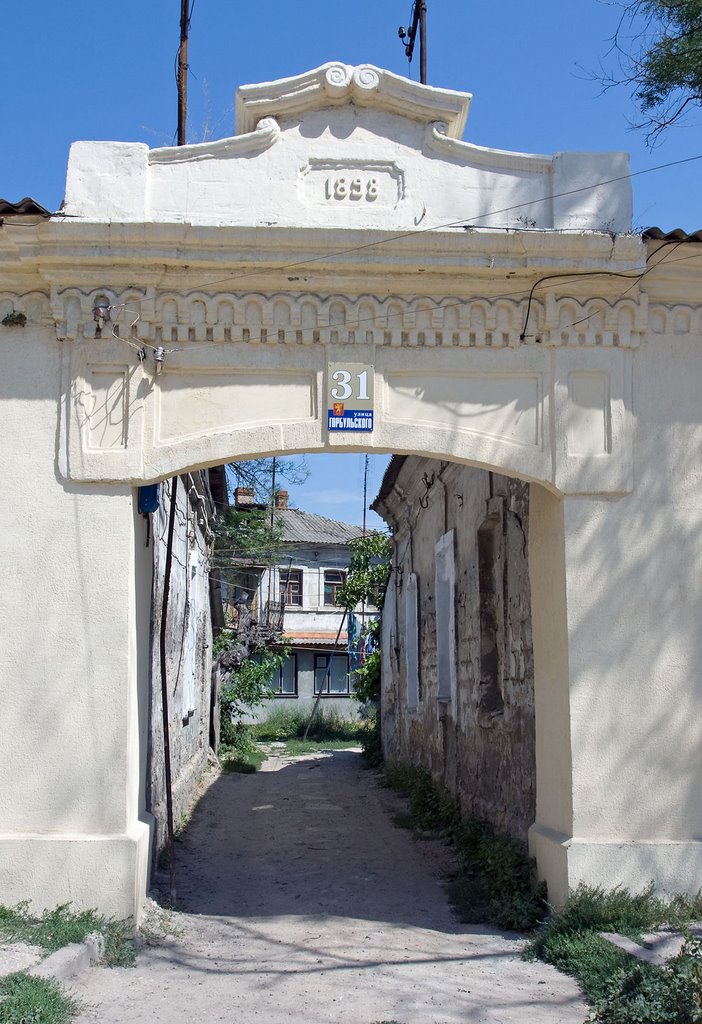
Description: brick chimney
234,487,255,507
274,490,289,509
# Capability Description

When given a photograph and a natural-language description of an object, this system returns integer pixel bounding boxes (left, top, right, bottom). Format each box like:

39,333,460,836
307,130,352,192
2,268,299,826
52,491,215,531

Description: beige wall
2,62,702,921
0,323,151,918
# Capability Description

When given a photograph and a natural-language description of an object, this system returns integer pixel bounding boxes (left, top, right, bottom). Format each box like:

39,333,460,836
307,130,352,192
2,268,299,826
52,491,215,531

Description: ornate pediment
62,62,632,232
235,62,471,138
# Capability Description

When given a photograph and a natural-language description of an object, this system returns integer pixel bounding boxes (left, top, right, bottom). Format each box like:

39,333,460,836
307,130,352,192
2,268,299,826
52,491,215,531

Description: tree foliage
212,506,283,565
336,532,392,611
602,0,702,140
220,647,288,747
336,533,391,721
225,457,309,504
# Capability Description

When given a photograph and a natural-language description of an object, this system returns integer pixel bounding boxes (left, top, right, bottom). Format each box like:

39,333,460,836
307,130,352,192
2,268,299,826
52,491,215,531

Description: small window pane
314,653,349,693
280,569,302,606
323,569,346,606
279,657,296,694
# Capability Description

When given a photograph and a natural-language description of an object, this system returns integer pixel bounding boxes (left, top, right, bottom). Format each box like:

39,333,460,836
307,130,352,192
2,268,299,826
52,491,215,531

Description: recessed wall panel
385,373,541,448
156,370,315,443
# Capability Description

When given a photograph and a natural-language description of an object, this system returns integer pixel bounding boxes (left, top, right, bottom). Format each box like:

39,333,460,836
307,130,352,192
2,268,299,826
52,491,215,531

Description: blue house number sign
327,362,374,432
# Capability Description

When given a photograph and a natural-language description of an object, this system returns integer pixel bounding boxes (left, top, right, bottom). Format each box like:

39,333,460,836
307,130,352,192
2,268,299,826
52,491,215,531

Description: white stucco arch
2,62,702,923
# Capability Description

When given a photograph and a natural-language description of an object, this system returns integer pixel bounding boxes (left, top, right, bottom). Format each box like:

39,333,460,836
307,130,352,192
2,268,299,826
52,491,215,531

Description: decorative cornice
425,122,552,174
235,62,471,138
148,118,280,164
37,288,649,350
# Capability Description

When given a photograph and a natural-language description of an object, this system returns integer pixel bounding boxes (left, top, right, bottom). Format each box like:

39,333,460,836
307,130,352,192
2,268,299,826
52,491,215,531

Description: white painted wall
63,63,631,233
0,323,150,918
1,62,700,921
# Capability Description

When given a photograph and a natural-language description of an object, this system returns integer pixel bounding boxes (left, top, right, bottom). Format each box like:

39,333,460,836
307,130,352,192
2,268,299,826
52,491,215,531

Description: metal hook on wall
419,471,435,509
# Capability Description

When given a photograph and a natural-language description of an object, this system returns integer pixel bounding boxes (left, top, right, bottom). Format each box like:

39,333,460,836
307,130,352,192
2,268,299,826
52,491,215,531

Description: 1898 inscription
325,176,378,202
302,160,404,208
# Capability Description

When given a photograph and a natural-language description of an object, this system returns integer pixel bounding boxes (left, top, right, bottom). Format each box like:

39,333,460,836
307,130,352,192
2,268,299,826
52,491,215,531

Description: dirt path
72,750,588,1024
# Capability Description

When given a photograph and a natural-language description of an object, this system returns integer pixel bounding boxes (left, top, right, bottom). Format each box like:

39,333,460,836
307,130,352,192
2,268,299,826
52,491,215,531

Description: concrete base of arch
0,822,152,923
529,828,702,907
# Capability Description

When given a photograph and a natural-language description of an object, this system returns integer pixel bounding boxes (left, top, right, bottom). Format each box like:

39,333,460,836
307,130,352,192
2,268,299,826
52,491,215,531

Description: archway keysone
2,62,701,923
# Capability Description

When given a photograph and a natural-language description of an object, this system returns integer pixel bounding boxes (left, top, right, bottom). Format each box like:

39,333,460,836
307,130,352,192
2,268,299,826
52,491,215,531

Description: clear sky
3,0,701,526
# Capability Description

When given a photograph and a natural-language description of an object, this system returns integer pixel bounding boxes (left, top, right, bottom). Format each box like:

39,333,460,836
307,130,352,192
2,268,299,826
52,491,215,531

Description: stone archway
2,62,702,922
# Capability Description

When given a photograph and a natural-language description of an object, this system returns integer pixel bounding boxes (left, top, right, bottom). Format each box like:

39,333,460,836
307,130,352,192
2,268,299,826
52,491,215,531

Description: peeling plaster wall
377,458,534,841
147,473,214,857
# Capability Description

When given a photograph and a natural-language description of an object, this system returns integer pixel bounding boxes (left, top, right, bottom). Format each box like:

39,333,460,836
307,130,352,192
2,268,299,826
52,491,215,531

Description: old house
145,471,216,856
373,457,534,841
224,486,376,719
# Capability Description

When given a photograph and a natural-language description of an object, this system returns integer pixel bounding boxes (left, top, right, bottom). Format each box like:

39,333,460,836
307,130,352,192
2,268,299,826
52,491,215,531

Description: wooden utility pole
399,0,427,85
177,0,190,146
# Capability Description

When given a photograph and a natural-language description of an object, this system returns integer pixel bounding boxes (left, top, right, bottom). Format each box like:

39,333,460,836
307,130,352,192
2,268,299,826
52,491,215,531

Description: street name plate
327,363,374,432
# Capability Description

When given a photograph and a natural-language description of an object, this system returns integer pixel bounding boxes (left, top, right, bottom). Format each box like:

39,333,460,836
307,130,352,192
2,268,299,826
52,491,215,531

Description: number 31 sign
327,363,374,433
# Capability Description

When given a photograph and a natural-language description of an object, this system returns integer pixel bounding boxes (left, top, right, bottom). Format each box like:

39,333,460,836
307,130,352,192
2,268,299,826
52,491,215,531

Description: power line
144,152,702,297
101,240,702,365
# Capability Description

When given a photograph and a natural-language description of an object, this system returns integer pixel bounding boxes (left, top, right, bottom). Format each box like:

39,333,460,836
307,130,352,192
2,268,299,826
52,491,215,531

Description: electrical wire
98,240,702,366
144,152,702,297
519,238,687,338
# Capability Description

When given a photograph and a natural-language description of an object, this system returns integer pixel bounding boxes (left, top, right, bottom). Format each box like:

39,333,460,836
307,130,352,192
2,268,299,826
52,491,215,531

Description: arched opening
138,445,572,920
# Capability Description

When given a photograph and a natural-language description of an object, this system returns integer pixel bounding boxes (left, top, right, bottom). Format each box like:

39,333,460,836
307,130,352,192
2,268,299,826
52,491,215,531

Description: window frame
434,530,456,705
405,571,420,711
313,652,351,695
323,568,347,607
272,653,298,697
279,568,303,607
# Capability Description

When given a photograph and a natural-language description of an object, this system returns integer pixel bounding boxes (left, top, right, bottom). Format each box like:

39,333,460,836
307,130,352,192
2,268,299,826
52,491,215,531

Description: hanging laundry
348,612,362,671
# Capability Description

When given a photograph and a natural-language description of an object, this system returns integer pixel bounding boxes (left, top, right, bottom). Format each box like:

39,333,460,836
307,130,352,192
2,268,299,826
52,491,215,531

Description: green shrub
220,649,286,745
382,761,545,931
529,885,702,1021
593,937,702,1023
251,707,362,743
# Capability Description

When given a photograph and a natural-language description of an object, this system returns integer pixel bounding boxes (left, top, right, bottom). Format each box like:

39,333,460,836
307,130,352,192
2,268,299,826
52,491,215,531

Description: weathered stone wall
376,457,534,841
147,472,214,857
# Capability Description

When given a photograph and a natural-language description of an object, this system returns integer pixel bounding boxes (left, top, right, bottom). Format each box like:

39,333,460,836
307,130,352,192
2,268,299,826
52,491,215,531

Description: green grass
220,746,267,773
382,761,545,931
274,738,361,756
0,972,79,1024
251,707,364,743
528,884,702,1020
0,903,136,968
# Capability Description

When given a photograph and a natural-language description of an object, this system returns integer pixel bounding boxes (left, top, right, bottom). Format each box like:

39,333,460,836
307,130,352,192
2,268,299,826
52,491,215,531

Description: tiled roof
0,198,51,217
643,227,702,243
276,508,367,545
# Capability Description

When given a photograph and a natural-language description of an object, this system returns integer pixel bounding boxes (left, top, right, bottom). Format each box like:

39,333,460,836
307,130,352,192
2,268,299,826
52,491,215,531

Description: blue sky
3,0,701,526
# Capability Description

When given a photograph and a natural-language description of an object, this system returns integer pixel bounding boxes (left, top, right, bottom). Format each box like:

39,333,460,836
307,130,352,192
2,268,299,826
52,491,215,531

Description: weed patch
251,708,363,743
274,738,361,756
528,884,702,1021
220,745,267,773
0,903,136,968
382,762,545,931
0,972,79,1024
219,718,268,773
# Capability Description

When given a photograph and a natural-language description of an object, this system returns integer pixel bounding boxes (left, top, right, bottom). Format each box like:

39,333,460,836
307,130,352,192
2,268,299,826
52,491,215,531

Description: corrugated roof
643,227,702,243
276,507,367,545
0,197,51,218
285,632,348,648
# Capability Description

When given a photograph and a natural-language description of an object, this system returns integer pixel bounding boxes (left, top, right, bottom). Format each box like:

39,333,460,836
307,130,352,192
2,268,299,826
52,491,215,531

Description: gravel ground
71,750,588,1024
